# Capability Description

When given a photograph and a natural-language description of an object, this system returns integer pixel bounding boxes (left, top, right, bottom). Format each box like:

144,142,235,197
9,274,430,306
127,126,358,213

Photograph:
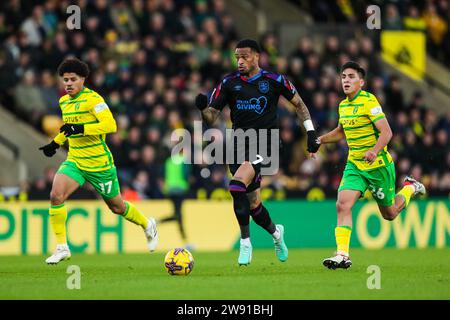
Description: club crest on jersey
353,106,359,114
258,80,269,94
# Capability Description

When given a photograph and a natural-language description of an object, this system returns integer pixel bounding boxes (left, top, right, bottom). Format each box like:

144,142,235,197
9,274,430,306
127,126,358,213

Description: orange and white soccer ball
164,248,194,275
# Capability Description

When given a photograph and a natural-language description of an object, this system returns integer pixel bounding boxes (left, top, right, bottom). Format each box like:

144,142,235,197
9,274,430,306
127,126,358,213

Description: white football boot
238,240,253,266
273,224,288,262
145,217,158,252
404,176,426,196
323,252,352,270
45,244,71,265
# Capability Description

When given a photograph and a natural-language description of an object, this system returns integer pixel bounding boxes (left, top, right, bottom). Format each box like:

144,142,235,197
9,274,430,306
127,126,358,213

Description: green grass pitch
1,248,449,300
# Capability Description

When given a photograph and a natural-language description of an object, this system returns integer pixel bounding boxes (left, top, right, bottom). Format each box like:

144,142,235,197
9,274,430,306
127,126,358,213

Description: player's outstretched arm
288,92,320,153
364,117,392,164
39,140,60,157
308,125,345,159
195,93,220,126
38,132,66,157
319,125,345,144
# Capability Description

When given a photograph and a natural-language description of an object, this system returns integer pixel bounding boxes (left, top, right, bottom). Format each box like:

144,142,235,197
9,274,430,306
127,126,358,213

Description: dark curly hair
57,58,90,78
341,61,365,79
236,39,261,53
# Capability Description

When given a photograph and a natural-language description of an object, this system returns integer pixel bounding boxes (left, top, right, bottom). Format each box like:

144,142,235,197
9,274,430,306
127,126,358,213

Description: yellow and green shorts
338,160,396,207
57,161,120,199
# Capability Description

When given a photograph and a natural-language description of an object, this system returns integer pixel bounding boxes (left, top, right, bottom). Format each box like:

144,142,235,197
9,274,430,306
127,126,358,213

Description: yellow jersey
53,87,117,172
338,90,392,171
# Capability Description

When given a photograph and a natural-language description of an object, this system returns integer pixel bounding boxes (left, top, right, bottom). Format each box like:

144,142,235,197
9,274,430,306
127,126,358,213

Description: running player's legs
324,162,366,269
379,199,404,221
247,188,288,262
103,193,156,250
229,161,255,237
232,161,256,185
376,163,425,220
336,189,361,227
228,161,256,265
87,167,159,251
247,187,260,209
103,194,127,214
51,168,83,205
84,167,147,225
247,188,276,234
80,166,129,216
337,161,367,228
46,162,84,264
361,162,403,220
323,189,360,269
48,172,80,242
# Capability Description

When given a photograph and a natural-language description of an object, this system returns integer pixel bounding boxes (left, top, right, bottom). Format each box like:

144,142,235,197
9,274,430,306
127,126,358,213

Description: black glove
307,130,321,153
39,141,60,157
60,123,84,137
195,93,208,110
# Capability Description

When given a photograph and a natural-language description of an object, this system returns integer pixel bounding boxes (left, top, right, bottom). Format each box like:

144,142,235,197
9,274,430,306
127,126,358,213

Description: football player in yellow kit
39,58,158,264
310,61,426,269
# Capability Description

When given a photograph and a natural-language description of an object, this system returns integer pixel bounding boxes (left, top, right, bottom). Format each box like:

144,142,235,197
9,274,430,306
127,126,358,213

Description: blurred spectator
28,176,51,200
423,2,448,58
20,5,45,47
14,70,46,128
403,5,427,32
383,4,403,30
384,75,404,114
40,70,59,114
158,150,190,241
110,0,139,38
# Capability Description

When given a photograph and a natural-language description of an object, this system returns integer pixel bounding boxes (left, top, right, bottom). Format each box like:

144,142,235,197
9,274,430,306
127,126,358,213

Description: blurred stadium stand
0,0,448,201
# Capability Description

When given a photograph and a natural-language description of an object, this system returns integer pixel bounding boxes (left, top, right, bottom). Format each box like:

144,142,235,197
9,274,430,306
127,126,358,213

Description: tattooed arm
201,107,221,126
195,92,223,126
288,92,320,153
289,92,312,123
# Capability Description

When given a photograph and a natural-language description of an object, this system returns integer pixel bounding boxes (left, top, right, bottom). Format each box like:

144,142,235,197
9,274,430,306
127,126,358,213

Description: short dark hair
341,61,365,78
236,39,261,53
57,58,90,78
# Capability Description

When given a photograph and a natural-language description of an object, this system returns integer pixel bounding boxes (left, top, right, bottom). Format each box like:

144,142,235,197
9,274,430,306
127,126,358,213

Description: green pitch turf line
1,248,449,300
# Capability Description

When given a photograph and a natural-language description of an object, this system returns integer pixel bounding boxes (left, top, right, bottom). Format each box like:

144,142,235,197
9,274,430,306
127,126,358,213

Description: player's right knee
381,211,396,221
109,203,125,215
50,190,66,205
229,180,249,215
336,200,352,214
229,179,247,195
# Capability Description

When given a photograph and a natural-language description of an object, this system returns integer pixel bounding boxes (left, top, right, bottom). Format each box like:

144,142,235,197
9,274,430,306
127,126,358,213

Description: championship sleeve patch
370,106,382,116
210,83,221,103
281,76,296,95
94,102,109,113
288,80,297,94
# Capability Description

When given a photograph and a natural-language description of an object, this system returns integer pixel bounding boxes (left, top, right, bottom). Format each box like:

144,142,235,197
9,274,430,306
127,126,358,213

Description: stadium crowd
292,0,450,67
0,0,449,201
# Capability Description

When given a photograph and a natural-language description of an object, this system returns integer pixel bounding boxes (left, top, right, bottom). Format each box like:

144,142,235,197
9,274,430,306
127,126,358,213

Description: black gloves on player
195,93,208,110
307,130,321,153
60,123,84,136
39,141,60,157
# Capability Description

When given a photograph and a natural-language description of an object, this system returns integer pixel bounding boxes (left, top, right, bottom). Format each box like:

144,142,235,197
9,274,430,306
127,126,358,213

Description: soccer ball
164,248,194,276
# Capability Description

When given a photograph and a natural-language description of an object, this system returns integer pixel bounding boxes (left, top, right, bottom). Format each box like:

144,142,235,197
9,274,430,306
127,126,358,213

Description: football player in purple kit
195,39,320,266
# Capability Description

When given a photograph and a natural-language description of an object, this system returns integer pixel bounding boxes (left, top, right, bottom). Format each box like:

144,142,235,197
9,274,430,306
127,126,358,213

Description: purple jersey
209,69,297,129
